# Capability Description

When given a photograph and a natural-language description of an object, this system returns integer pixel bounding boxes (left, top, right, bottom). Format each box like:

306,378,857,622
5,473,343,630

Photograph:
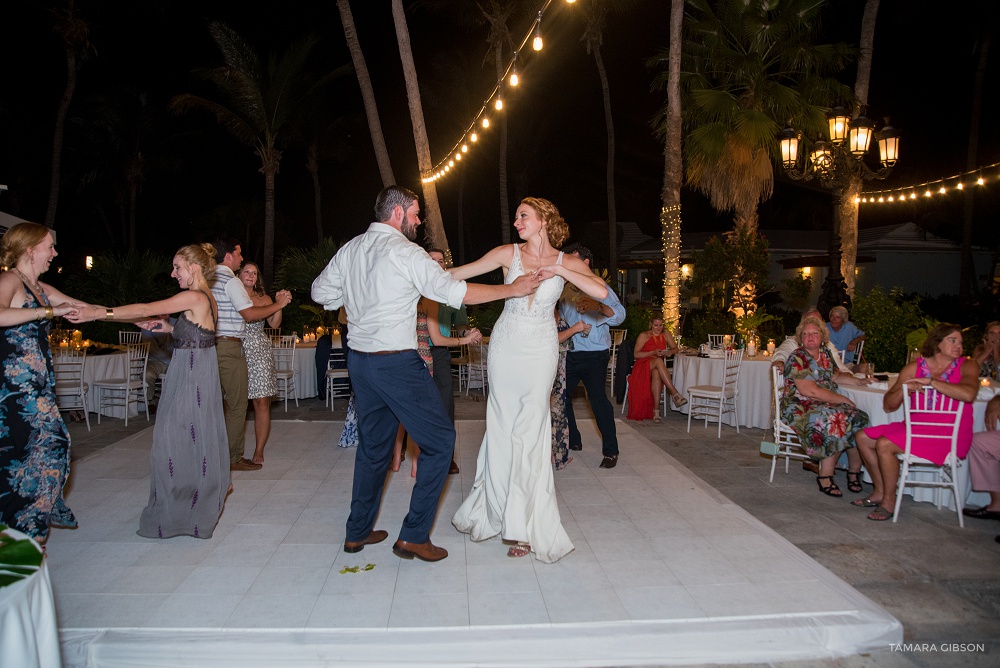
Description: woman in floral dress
551,309,584,469
780,316,870,498
0,223,85,541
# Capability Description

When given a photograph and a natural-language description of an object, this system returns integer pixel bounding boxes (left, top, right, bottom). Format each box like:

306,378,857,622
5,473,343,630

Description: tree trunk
391,0,449,254
307,142,324,242
337,0,395,187
661,0,684,328
591,44,618,276
495,40,511,246
961,28,990,306
259,147,279,286
841,0,880,294
45,39,77,229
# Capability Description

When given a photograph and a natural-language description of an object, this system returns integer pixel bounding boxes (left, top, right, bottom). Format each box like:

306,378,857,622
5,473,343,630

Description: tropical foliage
686,227,772,316
851,287,924,372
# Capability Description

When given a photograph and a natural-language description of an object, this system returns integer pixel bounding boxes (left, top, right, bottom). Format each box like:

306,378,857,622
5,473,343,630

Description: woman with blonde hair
1,222,85,541
70,243,230,539
451,197,608,562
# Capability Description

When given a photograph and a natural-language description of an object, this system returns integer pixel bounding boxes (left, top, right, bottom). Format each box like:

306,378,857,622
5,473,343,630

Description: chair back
902,385,963,457
853,340,865,364
53,348,87,395
611,329,627,348
119,330,142,345
273,335,297,371
263,327,281,339
721,348,744,397
126,342,150,382
708,334,733,349
833,348,846,365
465,340,489,395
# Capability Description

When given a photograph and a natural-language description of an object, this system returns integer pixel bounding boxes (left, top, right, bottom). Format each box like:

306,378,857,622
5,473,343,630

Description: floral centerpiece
735,308,777,354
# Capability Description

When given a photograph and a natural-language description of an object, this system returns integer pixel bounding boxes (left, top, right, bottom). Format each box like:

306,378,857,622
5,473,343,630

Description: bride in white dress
450,198,608,562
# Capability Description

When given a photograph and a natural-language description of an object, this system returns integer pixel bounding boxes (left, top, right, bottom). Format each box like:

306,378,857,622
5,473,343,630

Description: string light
422,1,577,183
858,160,1000,205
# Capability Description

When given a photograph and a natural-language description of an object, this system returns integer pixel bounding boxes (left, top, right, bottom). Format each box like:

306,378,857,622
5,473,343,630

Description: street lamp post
778,107,900,317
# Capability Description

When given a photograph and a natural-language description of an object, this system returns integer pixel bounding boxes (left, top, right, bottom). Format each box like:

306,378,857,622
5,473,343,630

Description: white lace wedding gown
452,245,574,563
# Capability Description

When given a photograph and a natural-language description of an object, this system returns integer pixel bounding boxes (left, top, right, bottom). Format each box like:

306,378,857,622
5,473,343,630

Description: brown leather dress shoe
599,455,618,469
344,530,389,553
393,539,448,562
449,460,460,475
230,458,262,471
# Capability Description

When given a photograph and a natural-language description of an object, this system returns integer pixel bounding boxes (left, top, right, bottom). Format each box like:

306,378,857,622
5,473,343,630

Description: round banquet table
0,528,61,668
840,382,998,510
669,353,775,429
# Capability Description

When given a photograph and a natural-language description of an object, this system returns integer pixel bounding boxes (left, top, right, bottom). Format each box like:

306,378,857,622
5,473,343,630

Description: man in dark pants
311,186,542,562
558,244,627,469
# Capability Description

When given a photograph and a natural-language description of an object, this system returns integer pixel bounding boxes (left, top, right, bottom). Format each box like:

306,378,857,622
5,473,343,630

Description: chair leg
892,460,910,523
686,399,693,432
716,402,722,438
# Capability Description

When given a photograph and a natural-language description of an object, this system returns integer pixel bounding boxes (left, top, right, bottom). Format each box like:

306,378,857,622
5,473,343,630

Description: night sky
1,0,998,273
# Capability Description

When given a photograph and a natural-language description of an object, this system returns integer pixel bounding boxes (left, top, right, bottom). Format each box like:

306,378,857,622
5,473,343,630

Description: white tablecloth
841,384,996,509
292,346,318,399
0,529,61,668
80,352,137,419
670,354,775,429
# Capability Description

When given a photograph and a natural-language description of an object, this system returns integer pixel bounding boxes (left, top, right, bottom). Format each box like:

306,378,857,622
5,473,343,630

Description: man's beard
401,220,418,241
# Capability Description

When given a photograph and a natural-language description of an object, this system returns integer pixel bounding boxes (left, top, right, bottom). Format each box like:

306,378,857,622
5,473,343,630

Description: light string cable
422,0,559,183
858,160,1000,204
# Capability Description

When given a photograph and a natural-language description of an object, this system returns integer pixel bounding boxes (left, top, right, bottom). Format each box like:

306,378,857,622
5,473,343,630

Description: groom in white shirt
312,186,543,562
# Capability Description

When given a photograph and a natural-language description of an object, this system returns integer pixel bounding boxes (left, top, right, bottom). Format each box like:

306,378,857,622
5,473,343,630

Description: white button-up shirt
311,223,468,353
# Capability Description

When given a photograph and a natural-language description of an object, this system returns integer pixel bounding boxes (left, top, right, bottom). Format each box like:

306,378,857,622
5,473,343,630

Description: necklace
11,267,42,293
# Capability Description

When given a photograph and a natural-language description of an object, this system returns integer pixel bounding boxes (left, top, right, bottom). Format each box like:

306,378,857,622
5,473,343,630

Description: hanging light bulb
455,153,462,161
482,117,490,128
532,11,543,51
470,133,478,142
495,97,503,111
461,144,468,153
977,176,985,185
509,51,519,86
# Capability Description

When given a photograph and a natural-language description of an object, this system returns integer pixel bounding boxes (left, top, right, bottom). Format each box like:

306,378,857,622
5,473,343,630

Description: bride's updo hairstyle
175,243,217,282
0,222,50,267
521,197,570,248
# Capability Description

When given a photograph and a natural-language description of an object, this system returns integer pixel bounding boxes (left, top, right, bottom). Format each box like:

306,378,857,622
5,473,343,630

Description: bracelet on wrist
44,305,54,320
106,308,114,320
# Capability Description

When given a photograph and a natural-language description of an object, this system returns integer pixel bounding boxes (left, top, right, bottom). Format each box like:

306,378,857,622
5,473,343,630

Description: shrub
851,287,924,372
682,309,737,348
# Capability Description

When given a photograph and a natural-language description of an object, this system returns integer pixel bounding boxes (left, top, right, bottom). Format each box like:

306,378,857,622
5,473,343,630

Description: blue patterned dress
781,347,870,460
0,278,76,540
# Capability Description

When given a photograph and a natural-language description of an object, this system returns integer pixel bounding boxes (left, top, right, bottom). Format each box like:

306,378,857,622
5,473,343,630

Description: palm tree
45,0,91,229
579,0,638,277
170,22,327,285
390,0,449,254
659,0,684,327
840,0,881,296
336,0,396,188
653,0,853,311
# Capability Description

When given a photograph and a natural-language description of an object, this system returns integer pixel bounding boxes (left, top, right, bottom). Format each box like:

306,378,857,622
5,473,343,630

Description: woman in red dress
626,314,686,422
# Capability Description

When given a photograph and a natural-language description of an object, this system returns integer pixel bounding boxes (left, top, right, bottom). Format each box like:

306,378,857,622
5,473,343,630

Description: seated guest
963,395,1000,524
854,323,978,521
627,313,685,422
973,321,1000,379
780,316,870,497
142,315,175,413
826,306,865,364
773,308,851,374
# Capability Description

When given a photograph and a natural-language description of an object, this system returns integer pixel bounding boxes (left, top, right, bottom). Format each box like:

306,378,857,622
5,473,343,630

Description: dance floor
48,419,900,667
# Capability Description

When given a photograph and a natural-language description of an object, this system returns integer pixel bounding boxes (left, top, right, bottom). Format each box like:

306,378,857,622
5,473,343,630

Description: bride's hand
536,265,560,281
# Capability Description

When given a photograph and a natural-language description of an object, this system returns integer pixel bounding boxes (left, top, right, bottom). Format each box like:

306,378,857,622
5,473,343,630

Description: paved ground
64,384,1000,667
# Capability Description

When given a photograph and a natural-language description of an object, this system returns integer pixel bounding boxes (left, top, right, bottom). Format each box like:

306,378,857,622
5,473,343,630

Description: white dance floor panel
49,420,900,667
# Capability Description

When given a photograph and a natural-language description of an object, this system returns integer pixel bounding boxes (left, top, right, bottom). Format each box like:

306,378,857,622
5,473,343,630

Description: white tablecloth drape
840,384,995,509
670,354,775,429
291,346,318,399
0,529,61,668
79,352,137,419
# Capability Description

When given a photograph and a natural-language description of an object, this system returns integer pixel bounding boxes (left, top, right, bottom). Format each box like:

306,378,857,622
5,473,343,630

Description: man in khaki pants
210,238,291,470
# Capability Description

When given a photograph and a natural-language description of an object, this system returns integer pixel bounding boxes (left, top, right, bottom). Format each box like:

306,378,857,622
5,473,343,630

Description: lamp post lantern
778,107,899,318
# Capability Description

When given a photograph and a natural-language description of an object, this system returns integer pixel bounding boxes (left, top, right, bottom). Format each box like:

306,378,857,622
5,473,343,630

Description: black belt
355,349,407,356
215,336,242,343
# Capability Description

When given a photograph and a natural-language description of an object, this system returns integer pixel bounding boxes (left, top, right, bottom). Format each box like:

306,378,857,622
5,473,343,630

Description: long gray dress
138,313,230,539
